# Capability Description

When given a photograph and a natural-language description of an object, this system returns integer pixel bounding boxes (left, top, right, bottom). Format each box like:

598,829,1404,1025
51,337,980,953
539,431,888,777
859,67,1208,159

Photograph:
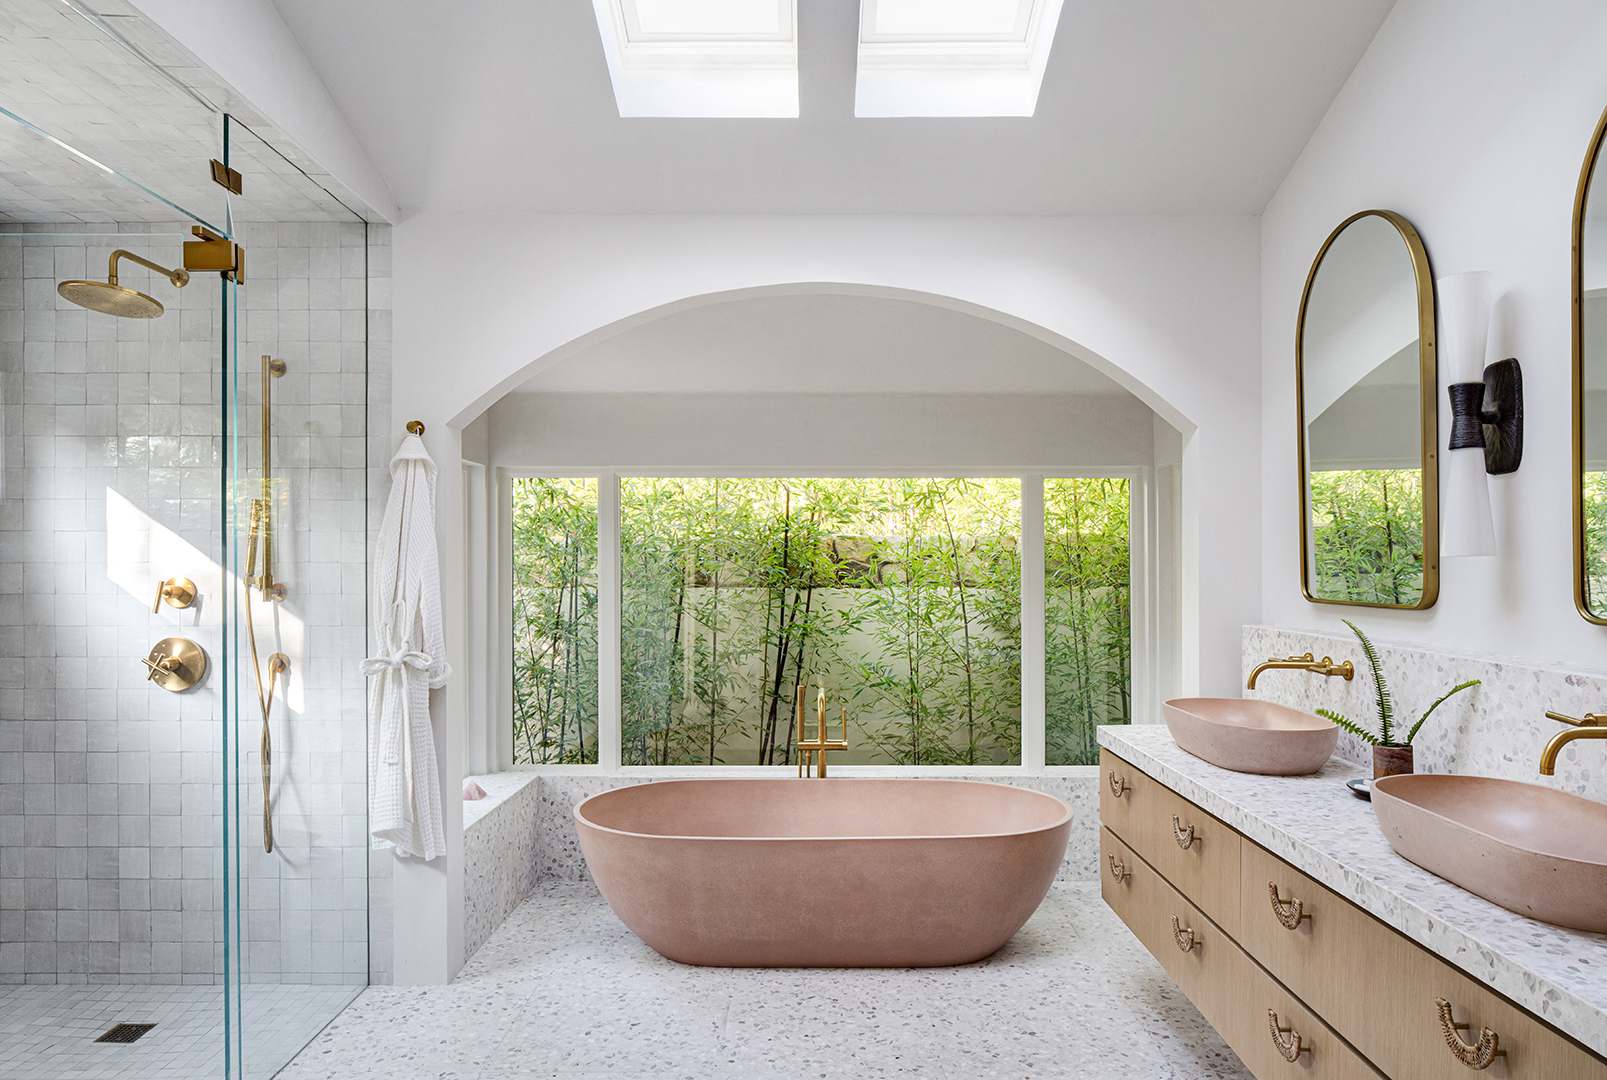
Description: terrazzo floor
0,982,363,1079
280,881,1251,1080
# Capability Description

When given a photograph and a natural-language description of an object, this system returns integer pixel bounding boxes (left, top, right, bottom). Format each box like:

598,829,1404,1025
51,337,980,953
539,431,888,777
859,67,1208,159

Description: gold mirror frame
1296,209,1440,609
1573,105,1607,624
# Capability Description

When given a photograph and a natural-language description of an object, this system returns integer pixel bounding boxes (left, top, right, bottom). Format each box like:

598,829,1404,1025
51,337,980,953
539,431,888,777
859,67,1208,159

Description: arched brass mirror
1297,210,1439,609
1573,105,1607,623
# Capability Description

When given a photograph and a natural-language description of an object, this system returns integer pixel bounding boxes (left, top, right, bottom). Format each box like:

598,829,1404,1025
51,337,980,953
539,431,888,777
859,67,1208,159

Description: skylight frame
592,0,799,118
854,0,1065,118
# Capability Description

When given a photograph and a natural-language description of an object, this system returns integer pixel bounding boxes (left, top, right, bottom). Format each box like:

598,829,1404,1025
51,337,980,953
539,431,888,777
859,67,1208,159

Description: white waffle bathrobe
364,433,451,860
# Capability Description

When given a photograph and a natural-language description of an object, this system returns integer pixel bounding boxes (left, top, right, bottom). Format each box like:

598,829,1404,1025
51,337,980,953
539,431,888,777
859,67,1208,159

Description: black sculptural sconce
1448,357,1523,474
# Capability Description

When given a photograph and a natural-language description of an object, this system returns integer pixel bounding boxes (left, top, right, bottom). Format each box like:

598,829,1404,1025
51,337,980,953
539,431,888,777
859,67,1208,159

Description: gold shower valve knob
142,637,207,693
152,576,197,613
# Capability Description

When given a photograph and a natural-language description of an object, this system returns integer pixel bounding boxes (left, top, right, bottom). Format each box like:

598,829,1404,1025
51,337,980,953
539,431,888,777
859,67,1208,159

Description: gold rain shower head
58,248,190,319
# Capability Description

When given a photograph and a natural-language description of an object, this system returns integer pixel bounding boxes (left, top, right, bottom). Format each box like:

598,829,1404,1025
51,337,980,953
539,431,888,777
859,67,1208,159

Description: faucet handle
1546,711,1607,728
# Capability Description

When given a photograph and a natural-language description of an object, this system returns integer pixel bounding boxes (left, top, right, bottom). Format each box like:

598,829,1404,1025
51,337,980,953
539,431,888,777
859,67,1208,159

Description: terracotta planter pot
1373,744,1414,779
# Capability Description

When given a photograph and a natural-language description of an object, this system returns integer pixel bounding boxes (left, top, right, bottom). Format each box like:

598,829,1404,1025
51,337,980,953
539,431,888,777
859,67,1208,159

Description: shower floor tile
0,982,362,1079
280,881,1252,1080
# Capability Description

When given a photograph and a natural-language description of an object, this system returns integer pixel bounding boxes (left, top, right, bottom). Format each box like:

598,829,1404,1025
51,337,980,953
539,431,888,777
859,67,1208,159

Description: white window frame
496,466,1156,779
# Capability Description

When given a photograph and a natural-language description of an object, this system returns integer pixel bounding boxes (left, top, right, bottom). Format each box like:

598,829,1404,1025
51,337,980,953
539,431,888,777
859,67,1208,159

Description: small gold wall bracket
183,226,244,283
209,158,242,195
152,577,196,613
142,636,207,692
406,420,425,436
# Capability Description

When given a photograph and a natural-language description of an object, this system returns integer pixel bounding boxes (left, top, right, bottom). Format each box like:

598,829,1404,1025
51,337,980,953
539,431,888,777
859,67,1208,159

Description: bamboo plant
1315,619,1478,747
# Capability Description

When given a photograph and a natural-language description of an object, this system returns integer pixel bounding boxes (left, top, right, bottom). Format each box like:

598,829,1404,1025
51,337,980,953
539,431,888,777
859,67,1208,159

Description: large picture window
510,474,1134,770
621,478,1022,766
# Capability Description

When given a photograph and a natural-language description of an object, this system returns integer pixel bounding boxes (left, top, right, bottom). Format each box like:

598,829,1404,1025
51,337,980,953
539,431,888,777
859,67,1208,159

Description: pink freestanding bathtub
574,778,1071,967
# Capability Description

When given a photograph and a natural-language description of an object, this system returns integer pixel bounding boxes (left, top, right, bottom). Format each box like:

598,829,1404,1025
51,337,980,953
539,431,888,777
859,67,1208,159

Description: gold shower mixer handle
142,637,207,692
152,576,197,613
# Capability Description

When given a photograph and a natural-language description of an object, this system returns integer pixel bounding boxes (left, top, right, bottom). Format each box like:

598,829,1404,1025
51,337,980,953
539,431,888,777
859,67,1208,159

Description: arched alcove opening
453,286,1186,777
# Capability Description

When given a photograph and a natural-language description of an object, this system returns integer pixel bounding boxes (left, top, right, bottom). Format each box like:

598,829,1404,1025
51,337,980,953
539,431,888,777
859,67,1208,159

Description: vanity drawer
1241,840,1607,1079
1100,825,1220,1000
1102,826,1380,1080
1100,750,1241,938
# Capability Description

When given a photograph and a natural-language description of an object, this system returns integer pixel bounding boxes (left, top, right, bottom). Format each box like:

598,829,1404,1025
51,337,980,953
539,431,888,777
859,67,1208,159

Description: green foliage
511,479,599,764
1346,619,1394,743
1406,680,1482,744
1585,472,1607,613
1309,469,1423,605
1044,478,1131,766
619,478,1027,767
1314,707,1378,746
1318,620,1478,747
512,476,1132,769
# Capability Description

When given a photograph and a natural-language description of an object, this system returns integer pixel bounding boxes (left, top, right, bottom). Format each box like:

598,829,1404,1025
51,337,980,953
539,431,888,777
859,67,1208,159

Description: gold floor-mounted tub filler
795,686,849,778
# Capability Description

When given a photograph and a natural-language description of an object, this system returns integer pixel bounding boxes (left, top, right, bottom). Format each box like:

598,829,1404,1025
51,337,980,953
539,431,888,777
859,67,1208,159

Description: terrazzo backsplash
1244,624,1607,799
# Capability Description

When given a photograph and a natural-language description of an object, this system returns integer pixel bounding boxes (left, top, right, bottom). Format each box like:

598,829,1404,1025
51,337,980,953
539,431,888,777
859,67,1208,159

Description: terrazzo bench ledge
462,772,542,963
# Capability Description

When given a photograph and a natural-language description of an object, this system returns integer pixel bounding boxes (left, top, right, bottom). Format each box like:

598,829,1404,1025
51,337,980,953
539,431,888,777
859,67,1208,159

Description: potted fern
1316,620,1479,779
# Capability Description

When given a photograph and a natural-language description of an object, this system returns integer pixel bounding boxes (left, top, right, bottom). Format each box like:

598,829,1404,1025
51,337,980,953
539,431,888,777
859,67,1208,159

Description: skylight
854,0,1065,117
591,0,798,118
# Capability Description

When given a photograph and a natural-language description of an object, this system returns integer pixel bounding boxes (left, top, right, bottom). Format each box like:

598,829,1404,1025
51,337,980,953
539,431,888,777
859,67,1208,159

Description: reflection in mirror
1298,210,1438,609
1576,106,1607,621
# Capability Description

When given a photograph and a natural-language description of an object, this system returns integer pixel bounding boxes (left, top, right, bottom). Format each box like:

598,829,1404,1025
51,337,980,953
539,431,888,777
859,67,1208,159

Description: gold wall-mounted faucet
796,686,849,778
1247,653,1355,690
1540,711,1607,775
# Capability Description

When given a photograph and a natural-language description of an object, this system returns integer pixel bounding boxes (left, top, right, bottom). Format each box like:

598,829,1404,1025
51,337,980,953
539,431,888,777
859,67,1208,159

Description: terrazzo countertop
1098,725,1607,1057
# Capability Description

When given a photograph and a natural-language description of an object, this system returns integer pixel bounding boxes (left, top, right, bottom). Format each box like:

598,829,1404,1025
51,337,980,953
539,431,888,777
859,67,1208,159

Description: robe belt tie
362,650,432,765
360,649,431,676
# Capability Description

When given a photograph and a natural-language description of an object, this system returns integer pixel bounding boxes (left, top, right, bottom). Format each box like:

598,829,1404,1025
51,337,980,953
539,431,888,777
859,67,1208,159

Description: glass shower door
219,117,372,1080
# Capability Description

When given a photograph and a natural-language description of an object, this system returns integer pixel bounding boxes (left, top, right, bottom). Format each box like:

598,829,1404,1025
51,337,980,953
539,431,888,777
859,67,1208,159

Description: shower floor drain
95,1023,156,1044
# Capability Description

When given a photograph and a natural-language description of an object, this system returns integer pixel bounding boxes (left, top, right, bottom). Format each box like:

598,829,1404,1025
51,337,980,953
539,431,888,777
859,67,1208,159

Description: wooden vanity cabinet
1100,749,1242,938
1100,749,1607,1080
1102,826,1381,1080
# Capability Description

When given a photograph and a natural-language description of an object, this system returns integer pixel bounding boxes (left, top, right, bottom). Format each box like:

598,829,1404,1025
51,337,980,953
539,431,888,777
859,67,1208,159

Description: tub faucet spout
796,686,849,778
1541,711,1607,775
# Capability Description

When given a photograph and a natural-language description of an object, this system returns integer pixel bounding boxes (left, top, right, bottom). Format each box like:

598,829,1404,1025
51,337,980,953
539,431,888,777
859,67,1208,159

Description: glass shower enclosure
0,2,378,1076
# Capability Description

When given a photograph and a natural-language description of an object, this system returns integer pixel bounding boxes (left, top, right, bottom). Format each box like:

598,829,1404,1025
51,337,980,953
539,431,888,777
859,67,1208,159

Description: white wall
487,392,1156,471
391,212,1261,980
1261,0,1607,667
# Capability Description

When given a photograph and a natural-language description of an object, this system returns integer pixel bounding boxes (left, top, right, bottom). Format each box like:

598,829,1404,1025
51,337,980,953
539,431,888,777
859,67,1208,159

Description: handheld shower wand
247,356,288,853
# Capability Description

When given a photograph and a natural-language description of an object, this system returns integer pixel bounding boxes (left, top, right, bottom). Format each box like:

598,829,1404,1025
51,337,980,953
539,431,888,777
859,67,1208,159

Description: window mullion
598,473,623,771
1021,475,1046,771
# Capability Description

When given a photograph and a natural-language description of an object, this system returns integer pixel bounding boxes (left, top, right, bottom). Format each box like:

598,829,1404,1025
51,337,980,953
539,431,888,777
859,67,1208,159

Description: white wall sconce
1438,271,1523,558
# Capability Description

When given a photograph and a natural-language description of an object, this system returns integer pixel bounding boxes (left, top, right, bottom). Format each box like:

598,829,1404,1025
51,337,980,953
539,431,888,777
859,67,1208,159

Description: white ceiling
513,292,1135,396
267,0,1395,217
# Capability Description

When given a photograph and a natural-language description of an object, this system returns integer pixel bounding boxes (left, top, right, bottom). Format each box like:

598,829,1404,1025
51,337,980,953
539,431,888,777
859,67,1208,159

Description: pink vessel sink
1162,697,1338,776
1373,774,1607,932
